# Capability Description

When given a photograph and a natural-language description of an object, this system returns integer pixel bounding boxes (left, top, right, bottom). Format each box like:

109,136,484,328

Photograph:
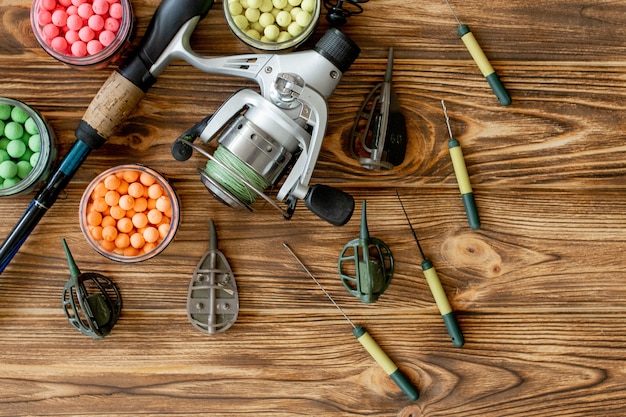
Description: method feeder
349,47,407,170
338,200,393,303
187,219,239,334
61,238,121,338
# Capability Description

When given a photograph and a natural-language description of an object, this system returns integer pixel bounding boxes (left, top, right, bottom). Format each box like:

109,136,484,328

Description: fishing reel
167,28,360,226
338,200,394,303
61,239,121,338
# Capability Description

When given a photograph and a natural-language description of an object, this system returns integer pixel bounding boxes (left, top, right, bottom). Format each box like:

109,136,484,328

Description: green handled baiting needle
396,191,465,348
443,0,511,106
283,243,419,401
442,100,480,230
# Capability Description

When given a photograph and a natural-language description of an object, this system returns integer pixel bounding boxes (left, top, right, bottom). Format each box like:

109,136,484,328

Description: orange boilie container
80,164,179,262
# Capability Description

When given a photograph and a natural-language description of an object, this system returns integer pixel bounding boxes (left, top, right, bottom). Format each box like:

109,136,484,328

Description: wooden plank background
2,0,626,415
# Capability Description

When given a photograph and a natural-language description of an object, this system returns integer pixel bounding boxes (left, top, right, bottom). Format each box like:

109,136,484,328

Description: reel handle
304,184,354,226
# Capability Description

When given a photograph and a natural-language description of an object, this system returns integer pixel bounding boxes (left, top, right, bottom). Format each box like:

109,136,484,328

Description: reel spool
61,239,121,338
187,220,239,334
350,47,407,171
170,28,360,226
338,200,394,303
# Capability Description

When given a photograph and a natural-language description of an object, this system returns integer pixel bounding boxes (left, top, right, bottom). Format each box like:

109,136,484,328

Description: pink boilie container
31,0,134,70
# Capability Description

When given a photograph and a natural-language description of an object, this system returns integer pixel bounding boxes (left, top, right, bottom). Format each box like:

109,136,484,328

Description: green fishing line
204,146,270,205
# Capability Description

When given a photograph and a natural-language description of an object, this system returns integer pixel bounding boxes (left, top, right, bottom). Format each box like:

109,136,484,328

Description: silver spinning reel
160,26,360,226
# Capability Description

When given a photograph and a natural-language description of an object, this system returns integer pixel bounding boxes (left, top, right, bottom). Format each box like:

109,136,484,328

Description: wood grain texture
1,0,626,416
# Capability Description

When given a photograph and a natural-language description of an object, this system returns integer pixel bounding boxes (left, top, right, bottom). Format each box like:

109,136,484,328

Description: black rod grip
119,0,214,91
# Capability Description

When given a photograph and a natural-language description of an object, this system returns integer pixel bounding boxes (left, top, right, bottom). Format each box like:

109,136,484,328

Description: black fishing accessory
187,219,239,334
338,200,393,303
61,238,122,338
324,0,369,26
349,47,407,170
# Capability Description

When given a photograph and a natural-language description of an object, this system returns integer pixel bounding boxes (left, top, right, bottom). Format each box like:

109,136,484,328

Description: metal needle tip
283,242,356,329
443,0,461,25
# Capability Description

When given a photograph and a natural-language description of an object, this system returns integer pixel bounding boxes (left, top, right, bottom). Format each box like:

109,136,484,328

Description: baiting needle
441,100,480,230
283,242,419,401
395,191,465,348
443,0,511,106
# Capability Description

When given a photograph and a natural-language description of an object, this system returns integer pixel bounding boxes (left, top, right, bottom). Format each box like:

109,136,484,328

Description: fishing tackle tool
284,242,418,401
187,220,239,334
338,200,393,303
61,238,122,338
349,47,407,170
169,27,360,226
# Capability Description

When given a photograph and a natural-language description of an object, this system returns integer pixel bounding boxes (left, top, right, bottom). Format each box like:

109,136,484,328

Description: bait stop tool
170,27,361,227
187,219,239,334
284,242,418,401
349,47,407,170
396,191,464,348
61,238,122,338
338,200,393,303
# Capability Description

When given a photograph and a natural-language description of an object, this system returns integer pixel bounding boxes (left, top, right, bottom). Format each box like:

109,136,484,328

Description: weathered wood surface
2,0,626,416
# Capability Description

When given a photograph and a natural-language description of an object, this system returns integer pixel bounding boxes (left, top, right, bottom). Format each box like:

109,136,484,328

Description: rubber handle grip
486,72,512,106
353,326,419,401
304,184,354,226
442,311,465,348
119,0,214,91
462,192,481,230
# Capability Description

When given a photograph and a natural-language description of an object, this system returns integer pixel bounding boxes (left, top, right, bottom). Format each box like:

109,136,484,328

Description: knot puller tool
396,191,464,348
349,47,407,170
187,219,239,334
338,200,393,303
441,100,480,230
284,243,418,401
61,238,122,338
443,0,511,106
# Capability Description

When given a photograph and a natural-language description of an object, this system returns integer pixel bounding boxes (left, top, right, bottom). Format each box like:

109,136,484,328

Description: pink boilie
92,0,109,15
66,14,82,31
71,40,87,57
99,30,115,47
87,40,104,55
50,36,68,53
109,3,122,19
51,9,68,26
78,26,95,42
38,10,52,25
77,3,93,19
104,16,119,32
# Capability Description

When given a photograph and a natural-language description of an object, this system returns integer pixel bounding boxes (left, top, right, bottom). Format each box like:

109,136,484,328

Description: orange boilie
84,168,173,257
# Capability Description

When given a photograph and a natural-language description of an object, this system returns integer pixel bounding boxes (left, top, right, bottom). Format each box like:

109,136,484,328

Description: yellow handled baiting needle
395,191,465,348
441,100,480,230
443,0,511,106
283,243,419,401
